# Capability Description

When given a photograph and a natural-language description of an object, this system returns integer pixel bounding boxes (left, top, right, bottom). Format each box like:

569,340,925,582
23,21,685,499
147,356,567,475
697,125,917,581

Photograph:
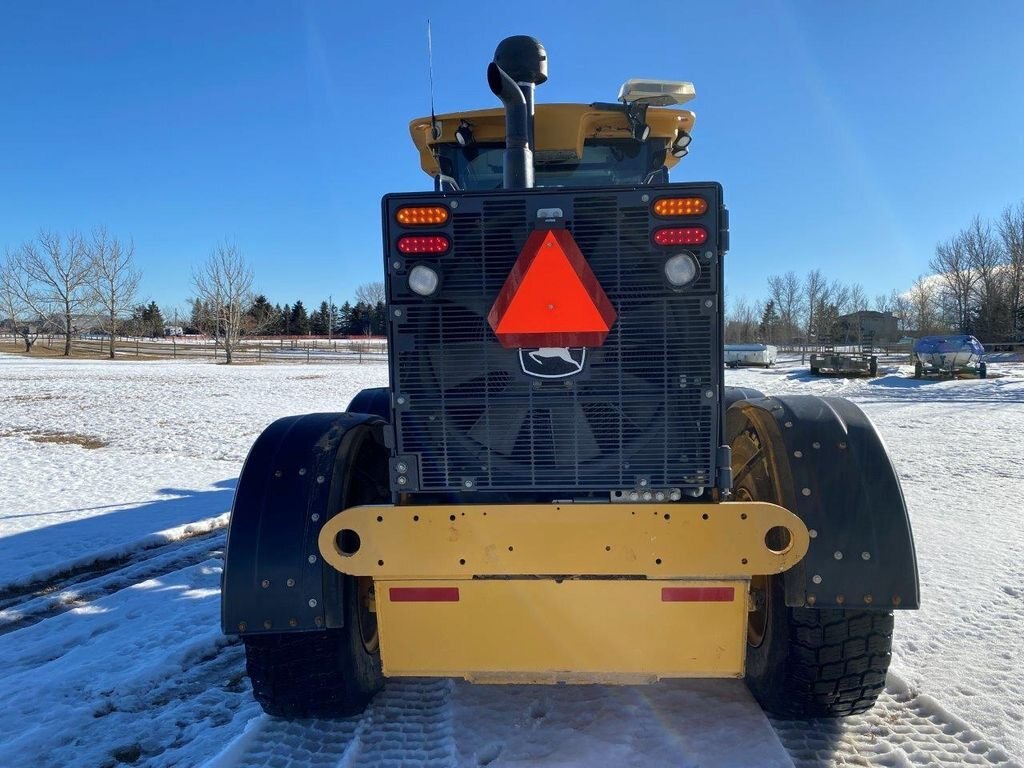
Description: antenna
427,20,440,140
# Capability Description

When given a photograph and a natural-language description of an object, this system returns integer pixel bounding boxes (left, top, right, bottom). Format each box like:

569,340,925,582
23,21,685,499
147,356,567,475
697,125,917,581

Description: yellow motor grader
222,35,918,720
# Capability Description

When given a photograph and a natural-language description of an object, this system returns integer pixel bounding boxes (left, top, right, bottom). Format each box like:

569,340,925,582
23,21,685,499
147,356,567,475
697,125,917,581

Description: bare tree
803,269,827,341
8,231,93,356
848,283,869,314
997,202,1024,338
355,281,385,306
908,275,938,335
930,232,978,333
88,227,141,359
889,289,912,334
830,280,851,316
766,271,803,343
0,252,41,352
192,241,254,364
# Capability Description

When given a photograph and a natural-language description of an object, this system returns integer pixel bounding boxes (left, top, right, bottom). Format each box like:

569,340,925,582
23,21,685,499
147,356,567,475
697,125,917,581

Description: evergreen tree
759,300,779,342
281,303,292,335
290,300,310,335
337,301,354,336
246,295,274,335
310,300,331,335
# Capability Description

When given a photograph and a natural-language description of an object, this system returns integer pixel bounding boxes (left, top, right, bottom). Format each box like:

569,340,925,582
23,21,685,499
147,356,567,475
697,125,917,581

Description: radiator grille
385,185,722,495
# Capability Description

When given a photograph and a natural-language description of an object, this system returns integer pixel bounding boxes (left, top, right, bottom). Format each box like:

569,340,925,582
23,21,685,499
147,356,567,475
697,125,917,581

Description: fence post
258,345,261,362
136,339,140,357
306,346,310,363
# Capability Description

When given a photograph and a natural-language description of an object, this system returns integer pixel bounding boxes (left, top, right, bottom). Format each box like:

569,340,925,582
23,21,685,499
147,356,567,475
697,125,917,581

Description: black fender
723,385,764,412
347,387,391,422
222,412,389,636
726,395,919,611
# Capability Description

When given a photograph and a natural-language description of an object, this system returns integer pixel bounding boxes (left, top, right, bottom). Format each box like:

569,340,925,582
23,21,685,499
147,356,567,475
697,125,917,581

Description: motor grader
222,36,918,720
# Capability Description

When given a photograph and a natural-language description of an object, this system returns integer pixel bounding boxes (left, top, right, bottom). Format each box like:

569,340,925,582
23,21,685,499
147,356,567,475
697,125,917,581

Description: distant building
164,326,184,337
838,310,898,341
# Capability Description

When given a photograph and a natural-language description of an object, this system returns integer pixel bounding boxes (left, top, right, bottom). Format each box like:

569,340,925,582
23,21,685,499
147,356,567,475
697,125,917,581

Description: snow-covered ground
0,354,1022,767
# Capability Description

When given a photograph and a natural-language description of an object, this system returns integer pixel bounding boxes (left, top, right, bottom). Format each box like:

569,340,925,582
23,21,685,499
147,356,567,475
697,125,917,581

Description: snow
0,353,1022,767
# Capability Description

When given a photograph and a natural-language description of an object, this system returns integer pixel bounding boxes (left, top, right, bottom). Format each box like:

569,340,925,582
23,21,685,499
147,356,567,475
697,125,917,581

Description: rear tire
244,575,383,718
746,574,893,718
914,361,922,379
868,357,878,377
979,362,987,379
732,411,893,718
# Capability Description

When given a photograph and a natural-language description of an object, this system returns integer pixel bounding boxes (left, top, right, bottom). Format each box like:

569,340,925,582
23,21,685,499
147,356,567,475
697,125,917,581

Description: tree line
726,200,1024,345
0,231,387,363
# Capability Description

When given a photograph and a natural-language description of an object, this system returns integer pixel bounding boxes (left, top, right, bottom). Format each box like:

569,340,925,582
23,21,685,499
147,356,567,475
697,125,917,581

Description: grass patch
28,432,108,449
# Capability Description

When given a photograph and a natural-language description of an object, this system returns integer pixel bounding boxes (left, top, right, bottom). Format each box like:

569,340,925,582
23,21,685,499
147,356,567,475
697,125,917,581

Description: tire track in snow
0,528,226,635
207,679,456,768
771,674,1022,767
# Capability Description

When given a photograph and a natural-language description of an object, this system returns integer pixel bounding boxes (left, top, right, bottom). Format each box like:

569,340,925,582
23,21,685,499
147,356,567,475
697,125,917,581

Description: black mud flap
222,412,389,636
726,395,919,611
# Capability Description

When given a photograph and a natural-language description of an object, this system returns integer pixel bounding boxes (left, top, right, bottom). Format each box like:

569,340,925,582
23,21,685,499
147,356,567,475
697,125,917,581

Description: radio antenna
427,20,440,139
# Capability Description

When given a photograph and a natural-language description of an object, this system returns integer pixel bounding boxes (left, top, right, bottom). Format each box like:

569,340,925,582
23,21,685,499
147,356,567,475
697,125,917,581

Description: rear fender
221,412,389,635
726,395,919,610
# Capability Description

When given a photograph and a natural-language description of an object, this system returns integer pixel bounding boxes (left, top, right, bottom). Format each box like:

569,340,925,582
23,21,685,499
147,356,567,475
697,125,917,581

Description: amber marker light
653,227,708,246
652,197,707,217
397,235,450,255
396,205,449,226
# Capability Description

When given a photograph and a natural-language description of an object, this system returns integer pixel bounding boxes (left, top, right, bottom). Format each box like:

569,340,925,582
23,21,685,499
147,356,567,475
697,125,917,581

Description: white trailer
724,343,778,368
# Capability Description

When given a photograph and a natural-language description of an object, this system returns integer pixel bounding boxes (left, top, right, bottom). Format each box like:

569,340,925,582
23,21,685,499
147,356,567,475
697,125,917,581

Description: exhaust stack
487,36,547,190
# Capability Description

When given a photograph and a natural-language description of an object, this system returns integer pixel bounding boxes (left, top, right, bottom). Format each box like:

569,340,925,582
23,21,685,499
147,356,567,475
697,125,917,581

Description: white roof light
617,79,696,107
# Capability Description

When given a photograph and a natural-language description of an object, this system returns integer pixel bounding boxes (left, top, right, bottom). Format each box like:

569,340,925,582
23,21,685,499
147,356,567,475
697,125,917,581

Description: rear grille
385,185,722,496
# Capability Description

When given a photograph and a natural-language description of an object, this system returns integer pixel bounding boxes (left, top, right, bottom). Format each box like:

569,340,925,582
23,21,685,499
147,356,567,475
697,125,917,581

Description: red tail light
397,235,450,255
653,227,708,246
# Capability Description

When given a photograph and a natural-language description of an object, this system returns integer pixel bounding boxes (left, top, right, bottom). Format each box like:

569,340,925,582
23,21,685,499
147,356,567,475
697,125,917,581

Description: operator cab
410,80,698,191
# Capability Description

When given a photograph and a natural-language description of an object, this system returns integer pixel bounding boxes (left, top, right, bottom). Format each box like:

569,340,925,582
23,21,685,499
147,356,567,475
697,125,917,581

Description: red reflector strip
397,235,450,255
389,587,460,603
653,227,708,246
661,586,735,602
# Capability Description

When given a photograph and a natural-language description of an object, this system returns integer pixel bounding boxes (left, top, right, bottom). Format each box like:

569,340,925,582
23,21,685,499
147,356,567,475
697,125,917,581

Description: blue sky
2,2,1022,315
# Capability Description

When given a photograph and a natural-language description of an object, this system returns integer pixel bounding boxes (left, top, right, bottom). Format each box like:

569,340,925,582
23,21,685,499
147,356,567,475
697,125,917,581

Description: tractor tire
868,357,878,377
914,361,922,379
243,575,383,718
809,366,820,376
731,408,893,717
979,362,988,379
745,574,893,718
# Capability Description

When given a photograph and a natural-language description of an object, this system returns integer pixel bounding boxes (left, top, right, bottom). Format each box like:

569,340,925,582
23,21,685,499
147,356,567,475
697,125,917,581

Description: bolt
261,579,270,588
263,620,272,629
784,421,793,428
289,618,298,627
394,308,403,317
838,441,847,449
396,461,409,473
238,621,247,632
861,551,871,561
641,193,650,203
397,396,406,405
806,594,817,606
392,260,402,270
642,491,652,501
316,475,325,484
834,550,843,560
704,299,713,308
397,475,408,486
630,492,640,501
812,574,822,584
273,470,282,478
836,594,846,605
812,441,821,449
892,595,902,607
450,200,459,209
308,598,318,608
298,468,307,476
639,478,648,487
308,554,317,564
704,250,713,259
286,578,295,587
704,389,714,399
808,528,818,538
801,487,812,496
311,513,320,522
793,450,803,458
863,594,874,605
655,491,665,501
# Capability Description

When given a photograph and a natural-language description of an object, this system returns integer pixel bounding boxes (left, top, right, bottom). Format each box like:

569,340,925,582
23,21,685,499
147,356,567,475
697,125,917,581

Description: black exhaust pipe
487,36,547,190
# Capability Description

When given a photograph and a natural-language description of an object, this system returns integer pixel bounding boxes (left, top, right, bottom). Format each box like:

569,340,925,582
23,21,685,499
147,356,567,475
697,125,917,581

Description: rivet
392,260,402,270
289,618,298,627
704,389,714,398
641,193,650,202
261,579,270,588
450,200,459,209
835,594,846,605
316,475,325,484
812,441,821,449
834,550,843,560
274,470,282,478
784,421,793,428
286,578,295,587
863,594,873,605
861,551,871,560
808,528,818,538
704,250,713,259
263,620,272,629
838,441,847,449
298,468,307,476
806,594,816,606
394,308,403,317
812,574,822,584
308,598,318,608
238,621,247,632
397,396,406,405
793,450,803,458
639,478,649,487
704,299,713,308
311,513,320,522
801,487,812,496
464,479,474,488
308,554,317,564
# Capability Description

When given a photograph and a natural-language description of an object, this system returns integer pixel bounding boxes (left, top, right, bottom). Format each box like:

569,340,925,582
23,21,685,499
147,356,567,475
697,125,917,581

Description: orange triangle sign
488,229,616,349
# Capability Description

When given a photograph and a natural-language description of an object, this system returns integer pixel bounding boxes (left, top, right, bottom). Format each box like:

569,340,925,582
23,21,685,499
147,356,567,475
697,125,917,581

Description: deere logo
519,347,586,379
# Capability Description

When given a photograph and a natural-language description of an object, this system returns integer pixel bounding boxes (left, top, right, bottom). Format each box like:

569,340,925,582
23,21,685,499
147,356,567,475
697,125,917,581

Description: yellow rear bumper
318,502,808,682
